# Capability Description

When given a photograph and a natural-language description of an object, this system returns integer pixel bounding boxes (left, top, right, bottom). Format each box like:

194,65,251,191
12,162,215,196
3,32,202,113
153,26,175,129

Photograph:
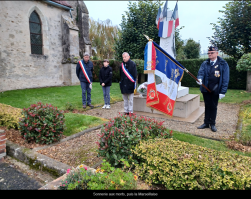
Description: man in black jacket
196,46,229,132
99,59,112,109
120,52,137,115
76,53,94,109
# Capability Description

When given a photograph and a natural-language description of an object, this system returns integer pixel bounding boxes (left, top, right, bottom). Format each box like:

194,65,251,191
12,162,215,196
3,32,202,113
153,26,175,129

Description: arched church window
29,11,43,54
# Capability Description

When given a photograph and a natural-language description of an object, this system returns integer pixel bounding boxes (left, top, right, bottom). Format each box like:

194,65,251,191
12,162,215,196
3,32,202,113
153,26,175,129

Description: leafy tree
89,18,119,59
208,1,251,60
175,26,186,60
114,1,162,60
183,38,201,59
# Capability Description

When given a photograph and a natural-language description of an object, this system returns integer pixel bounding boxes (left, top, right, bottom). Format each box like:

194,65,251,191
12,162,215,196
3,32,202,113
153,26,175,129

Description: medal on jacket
121,63,136,89
79,60,92,84
214,65,218,68
214,71,220,77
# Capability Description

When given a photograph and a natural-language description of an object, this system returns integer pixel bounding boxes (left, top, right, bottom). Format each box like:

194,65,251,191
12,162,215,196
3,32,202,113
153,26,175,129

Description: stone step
134,106,204,124
133,94,201,119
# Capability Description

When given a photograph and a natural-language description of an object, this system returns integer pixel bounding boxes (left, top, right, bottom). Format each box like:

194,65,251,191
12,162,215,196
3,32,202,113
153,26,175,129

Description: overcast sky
84,1,230,54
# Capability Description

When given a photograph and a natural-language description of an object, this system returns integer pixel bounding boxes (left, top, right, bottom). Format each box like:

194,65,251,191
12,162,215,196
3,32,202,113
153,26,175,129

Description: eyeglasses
207,52,215,55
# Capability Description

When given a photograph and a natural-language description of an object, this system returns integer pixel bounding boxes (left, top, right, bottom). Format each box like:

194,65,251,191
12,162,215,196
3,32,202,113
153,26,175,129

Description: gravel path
37,100,240,168
82,101,240,140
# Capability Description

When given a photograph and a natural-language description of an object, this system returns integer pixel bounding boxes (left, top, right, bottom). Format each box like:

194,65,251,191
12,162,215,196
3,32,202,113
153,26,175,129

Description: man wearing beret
196,46,229,132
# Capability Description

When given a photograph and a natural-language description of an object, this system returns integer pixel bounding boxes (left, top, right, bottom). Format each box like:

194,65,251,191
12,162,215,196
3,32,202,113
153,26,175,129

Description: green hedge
92,58,247,90
133,138,251,190
178,58,247,90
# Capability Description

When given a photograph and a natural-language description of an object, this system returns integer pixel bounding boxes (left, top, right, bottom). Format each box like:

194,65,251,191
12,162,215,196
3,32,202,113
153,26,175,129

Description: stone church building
0,1,91,92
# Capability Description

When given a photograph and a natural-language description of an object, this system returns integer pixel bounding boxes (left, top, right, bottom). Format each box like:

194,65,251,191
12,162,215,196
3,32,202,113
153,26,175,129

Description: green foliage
58,159,137,190
0,103,22,129
234,104,251,146
65,102,74,111
183,38,201,59
89,18,119,59
178,57,247,90
114,1,162,60
133,138,251,190
97,113,172,167
236,53,251,72
209,1,251,59
175,26,186,60
19,102,65,145
131,59,144,74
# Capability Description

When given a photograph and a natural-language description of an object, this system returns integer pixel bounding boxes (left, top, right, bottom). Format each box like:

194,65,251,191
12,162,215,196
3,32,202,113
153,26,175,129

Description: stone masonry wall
0,1,74,92
0,130,6,162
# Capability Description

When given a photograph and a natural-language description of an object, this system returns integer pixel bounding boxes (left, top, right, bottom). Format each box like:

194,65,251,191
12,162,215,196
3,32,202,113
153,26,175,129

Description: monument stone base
133,94,204,123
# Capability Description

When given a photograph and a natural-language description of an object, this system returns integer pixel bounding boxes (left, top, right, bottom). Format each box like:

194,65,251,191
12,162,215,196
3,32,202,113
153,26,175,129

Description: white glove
219,94,225,100
89,83,92,89
196,79,202,85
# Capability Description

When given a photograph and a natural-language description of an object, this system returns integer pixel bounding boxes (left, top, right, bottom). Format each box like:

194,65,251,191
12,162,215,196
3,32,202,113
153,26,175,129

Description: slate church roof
50,0,72,8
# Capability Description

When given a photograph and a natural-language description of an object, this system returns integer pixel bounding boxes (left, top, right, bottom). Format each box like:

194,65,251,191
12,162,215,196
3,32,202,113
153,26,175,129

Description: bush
133,138,251,190
19,102,65,145
65,102,74,111
236,53,251,72
234,104,251,146
97,113,172,167
0,103,22,129
58,159,137,190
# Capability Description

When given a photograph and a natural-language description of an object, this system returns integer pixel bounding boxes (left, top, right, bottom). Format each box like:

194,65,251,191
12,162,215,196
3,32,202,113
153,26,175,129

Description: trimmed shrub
0,103,23,129
133,138,251,190
19,102,65,145
97,113,172,167
236,53,251,72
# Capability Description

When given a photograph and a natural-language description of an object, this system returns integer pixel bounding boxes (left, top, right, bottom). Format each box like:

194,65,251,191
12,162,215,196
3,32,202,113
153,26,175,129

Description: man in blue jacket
196,46,229,132
76,53,94,109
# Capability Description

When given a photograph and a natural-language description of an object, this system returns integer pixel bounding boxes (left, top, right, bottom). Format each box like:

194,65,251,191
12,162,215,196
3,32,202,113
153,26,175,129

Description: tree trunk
247,71,251,92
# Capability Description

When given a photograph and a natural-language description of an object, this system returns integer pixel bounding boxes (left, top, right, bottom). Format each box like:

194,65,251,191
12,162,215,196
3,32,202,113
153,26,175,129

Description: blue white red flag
144,41,156,73
144,41,184,116
171,2,179,28
155,6,162,26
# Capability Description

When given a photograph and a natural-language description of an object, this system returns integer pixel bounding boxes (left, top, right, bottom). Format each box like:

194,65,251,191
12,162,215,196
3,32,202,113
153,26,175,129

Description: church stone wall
0,1,76,92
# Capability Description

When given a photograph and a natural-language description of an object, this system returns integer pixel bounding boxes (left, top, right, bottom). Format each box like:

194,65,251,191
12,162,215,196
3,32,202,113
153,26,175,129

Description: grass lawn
172,130,251,158
0,82,123,110
64,113,108,136
189,87,251,103
1,84,251,155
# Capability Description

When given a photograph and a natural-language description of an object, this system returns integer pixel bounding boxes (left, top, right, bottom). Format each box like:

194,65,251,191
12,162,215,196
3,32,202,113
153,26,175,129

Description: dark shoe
210,125,217,132
88,104,94,108
197,124,210,129
83,105,86,109
124,112,129,115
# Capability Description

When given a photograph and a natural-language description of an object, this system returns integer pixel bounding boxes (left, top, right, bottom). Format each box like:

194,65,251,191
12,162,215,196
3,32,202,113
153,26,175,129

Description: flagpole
143,34,211,93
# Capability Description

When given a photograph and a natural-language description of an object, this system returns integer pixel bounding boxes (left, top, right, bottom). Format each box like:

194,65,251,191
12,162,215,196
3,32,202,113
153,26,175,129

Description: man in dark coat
120,52,137,115
76,52,94,109
196,46,229,132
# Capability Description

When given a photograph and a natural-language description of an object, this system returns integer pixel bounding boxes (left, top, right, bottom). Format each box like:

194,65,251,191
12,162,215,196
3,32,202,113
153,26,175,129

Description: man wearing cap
120,52,137,115
196,46,229,132
76,52,94,109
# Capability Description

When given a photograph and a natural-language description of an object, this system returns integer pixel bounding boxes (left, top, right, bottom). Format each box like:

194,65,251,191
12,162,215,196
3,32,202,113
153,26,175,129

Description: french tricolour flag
144,41,184,116
144,41,156,72
171,2,179,29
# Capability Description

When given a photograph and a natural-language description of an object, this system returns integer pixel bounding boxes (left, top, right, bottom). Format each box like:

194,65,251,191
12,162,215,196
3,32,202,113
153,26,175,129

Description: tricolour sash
79,60,92,84
121,63,136,89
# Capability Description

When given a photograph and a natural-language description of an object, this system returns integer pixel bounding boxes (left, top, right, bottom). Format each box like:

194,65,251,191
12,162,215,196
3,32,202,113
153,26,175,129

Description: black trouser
202,92,219,125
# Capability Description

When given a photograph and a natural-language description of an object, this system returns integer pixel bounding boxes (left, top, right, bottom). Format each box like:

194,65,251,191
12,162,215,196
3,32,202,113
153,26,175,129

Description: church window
29,11,43,55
